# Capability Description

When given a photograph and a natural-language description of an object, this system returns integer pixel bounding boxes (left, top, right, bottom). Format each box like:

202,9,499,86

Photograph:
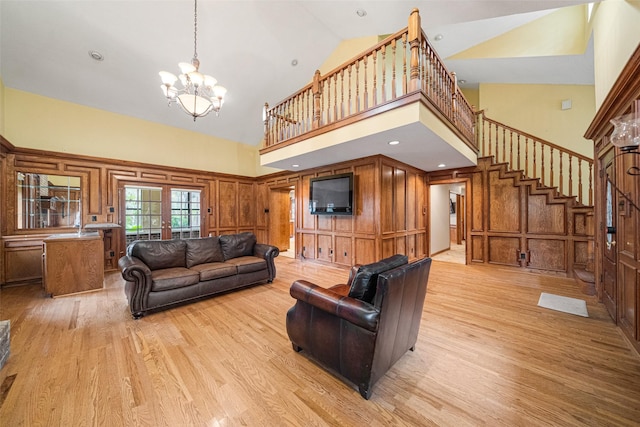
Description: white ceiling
1,0,596,160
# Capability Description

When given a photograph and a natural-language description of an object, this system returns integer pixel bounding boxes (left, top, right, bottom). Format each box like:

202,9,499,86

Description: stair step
573,268,596,296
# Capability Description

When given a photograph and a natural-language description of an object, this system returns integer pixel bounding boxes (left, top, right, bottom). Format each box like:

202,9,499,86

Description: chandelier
159,0,226,121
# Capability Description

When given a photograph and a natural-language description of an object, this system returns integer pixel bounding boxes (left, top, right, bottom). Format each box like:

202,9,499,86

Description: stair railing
476,110,593,206
262,9,476,152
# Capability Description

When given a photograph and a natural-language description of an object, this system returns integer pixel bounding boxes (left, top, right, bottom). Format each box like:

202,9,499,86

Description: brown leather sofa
119,232,279,318
286,255,432,399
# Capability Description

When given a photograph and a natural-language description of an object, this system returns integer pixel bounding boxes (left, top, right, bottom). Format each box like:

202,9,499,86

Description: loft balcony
260,9,478,172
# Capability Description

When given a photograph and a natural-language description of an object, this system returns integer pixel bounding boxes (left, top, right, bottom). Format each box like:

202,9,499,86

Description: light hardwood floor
1,257,639,426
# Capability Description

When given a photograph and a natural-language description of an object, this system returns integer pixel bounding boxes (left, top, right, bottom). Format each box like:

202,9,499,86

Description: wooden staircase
478,139,596,295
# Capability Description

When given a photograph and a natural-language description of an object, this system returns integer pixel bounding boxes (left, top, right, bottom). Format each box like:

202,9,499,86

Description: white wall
430,184,451,255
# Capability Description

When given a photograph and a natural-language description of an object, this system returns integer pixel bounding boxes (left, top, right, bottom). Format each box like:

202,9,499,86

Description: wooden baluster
381,45,387,103
391,39,397,99
340,70,345,119
348,65,353,116
541,144,546,186
325,78,331,124
488,121,492,157
284,104,288,140
525,138,529,176
502,127,506,163
333,73,338,123
364,54,369,110
305,90,313,131
402,33,408,95
550,147,554,188
408,8,421,92
559,152,564,195
533,140,537,179
517,135,521,171
509,131,514,170
355,60,361,112
372,49,378,106
588,163,593,205
578,158,583,204
452,72,458,124
568,155,574,197
312,70,321,129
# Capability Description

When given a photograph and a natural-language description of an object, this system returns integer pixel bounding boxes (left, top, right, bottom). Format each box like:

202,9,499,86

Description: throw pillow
348,254,408,303
219,232,257,260
185,237,224,268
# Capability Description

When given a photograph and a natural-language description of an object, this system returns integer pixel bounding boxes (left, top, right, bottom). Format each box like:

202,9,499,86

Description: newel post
408,8,422,92
312,70,322,129
263,102,270,147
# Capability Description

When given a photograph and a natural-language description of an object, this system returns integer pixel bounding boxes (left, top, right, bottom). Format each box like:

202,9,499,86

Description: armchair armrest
346,264,361,287
290,280,379,332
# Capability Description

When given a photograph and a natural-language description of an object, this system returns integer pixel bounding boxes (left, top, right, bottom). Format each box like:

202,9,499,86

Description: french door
122,185,202,246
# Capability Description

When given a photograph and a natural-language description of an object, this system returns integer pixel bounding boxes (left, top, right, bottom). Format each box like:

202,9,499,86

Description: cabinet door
4,243,43,284
334,236,352,266
317,234,332,262
301,233,316,259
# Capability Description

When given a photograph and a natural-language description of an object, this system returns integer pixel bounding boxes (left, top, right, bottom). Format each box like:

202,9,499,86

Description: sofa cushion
185,237,224,268
219,232,257,260
225,256,267,274
151,267,200,292
348,254,409,303
190,262,238,281
129,239,187,270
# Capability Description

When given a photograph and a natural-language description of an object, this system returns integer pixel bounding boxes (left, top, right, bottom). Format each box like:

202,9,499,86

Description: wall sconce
610,112,640,175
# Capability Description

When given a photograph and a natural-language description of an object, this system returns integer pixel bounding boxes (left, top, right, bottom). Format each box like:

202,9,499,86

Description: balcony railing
262,9,476,153
476,110,593,206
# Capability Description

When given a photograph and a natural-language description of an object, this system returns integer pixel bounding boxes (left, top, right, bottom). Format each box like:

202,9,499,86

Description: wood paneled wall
428,157,593,277
584,44,640,353
261,156,428,268
1,148,265,283
1,145,428,284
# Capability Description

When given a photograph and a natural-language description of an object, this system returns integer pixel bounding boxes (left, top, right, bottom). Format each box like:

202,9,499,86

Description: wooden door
601,150,617,319
268,188,291,251
456,194,465,245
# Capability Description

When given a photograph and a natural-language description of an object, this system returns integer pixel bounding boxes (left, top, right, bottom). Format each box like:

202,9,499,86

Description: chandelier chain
193,0,198,60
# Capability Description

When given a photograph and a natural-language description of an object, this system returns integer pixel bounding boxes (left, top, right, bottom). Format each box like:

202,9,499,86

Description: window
171,189,201,239
123,185,202,244
124,186,162,244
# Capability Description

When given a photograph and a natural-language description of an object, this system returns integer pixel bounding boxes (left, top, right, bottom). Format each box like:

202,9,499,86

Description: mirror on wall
16,172,82,229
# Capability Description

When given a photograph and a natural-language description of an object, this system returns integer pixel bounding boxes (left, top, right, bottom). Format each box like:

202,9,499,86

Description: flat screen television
309,173,354,215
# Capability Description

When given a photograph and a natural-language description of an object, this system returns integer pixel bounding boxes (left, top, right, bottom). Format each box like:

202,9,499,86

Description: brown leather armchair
286,255,432,399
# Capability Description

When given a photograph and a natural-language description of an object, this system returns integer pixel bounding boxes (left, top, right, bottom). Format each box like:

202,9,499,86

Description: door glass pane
171,189,201,239
125,186,162,244
606,180,613,245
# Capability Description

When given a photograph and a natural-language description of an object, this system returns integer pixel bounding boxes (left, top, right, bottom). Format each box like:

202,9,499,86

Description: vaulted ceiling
1,1,596,150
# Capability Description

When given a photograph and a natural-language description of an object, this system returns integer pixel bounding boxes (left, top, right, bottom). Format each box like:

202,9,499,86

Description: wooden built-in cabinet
43,232,104,297
2,235,46,285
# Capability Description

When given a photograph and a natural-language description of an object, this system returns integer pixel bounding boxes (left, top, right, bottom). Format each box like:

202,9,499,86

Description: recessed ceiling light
291,59,298,67
388,140,400,145
88,50,104,61
438,163,446,168
292,164,299,168
356,9,367,17
434,34,443,42
458,79,466,84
